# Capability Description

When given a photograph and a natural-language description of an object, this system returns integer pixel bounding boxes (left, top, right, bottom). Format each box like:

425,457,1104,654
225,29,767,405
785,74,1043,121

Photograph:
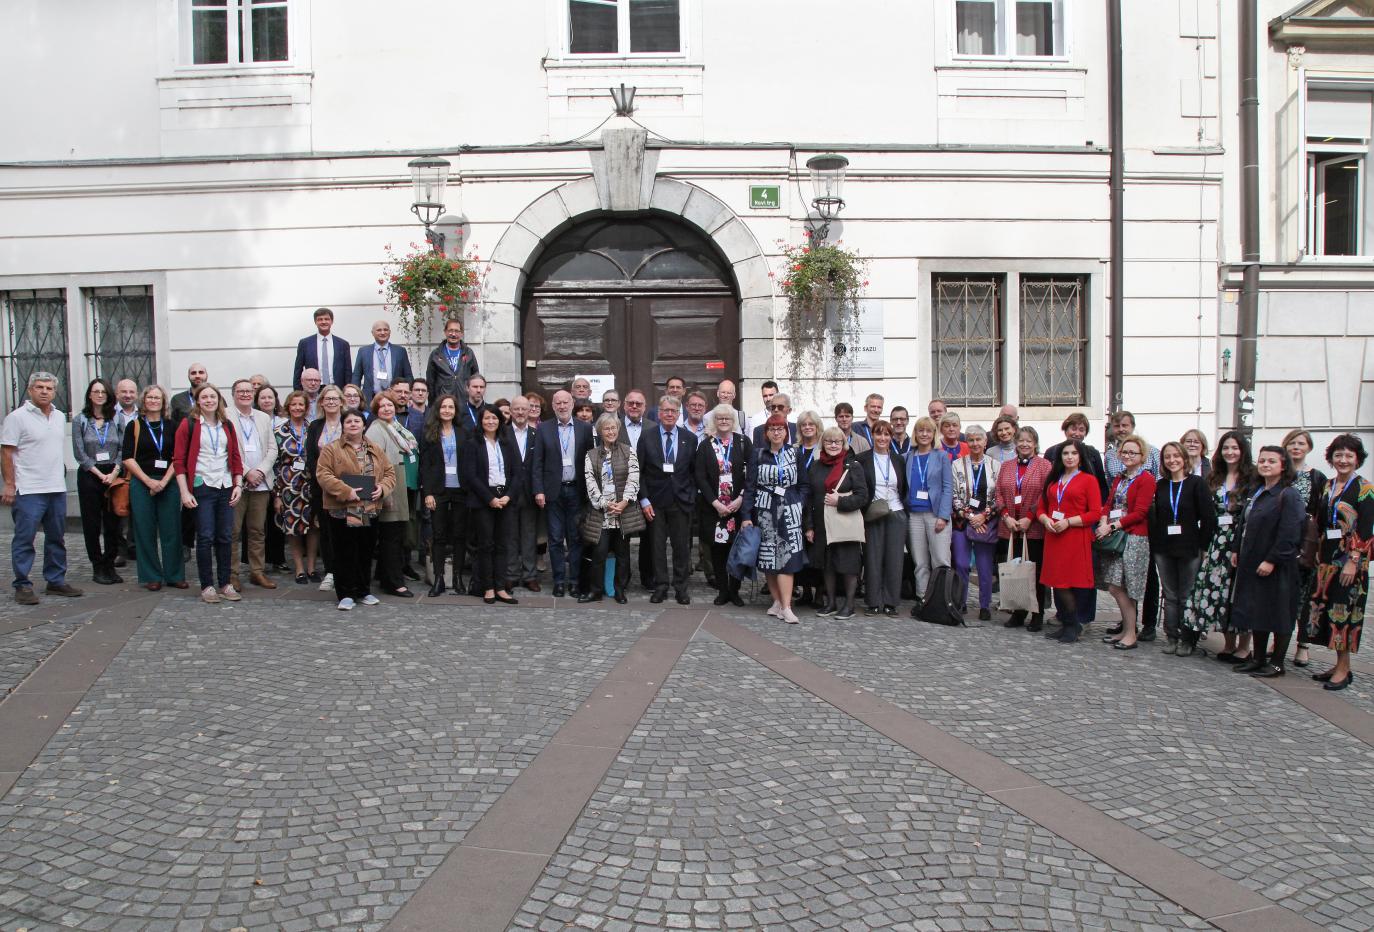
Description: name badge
916,490,930,501
561,453,573,466
1110,509,1124,520
445,465,458,476
376,370,389,382
662,463,674,473
1051,511,1065,521
96,451,111,462
968,498,980,508
1217,514,1233,526
773,486,787,497
1326,528,1344,540
405,453,417,464
1167,524,1183,536
292,460,305,472
245,443,259,455
1014,495,1023,505
154,458,169,469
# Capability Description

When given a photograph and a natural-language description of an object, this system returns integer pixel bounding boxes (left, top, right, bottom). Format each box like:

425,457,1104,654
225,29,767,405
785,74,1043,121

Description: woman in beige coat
316,410,396,611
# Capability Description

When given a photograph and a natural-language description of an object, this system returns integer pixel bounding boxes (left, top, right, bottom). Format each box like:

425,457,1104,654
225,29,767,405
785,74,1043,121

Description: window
2,290,71,412
955,0,1064,58
1303,82,1372,258
187,0,289,65
88,286,156,391
1020,275,1087,406
932,275,1003,407
569,0,681,55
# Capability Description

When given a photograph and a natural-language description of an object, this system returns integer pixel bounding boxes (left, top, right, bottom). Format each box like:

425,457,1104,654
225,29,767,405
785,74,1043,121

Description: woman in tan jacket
316,409,396,611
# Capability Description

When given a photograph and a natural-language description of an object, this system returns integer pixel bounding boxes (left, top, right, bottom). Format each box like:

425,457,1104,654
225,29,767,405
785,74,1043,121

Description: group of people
2,309,1369,689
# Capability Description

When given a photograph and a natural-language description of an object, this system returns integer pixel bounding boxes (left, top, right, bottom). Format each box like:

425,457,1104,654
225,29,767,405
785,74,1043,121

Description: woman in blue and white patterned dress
742,414,809,624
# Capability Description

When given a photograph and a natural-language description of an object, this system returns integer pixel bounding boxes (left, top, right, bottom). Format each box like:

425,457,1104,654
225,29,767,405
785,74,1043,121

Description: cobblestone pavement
0,612,96,696
726,606,1374,931
511,636,1211,931
0,597,652,932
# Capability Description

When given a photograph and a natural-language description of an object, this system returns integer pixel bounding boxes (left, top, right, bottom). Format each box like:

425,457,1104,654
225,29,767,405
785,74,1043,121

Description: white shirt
1,401,67,494
872,452,904,511
623,418,644,450
235,409,271,491
197,420,232,489
115,404,140,432
513,424,530,461
748,408,770,435
486,437,506,486
372,343,392,392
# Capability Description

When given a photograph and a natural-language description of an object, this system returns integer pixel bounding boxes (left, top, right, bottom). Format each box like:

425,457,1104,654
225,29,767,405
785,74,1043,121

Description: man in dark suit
530,389,593,597
617,389,654,589
352,319,413,403
292,308,352,389
504,395,541,592
169,361,208,428
751,392,798,446
637,396,698,604
425,318,480,401
459,374,487,436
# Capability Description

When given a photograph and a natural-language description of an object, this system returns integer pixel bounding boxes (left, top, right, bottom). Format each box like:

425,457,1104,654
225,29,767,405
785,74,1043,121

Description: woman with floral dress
1181,430,1255,658
1284,428,1329,667
273,390,318,583
1311,434,1374,691
742,414,808,624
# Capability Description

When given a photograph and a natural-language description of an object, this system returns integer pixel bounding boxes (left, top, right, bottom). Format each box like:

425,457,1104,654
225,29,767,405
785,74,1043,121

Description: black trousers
328,518,376,600
649,501,692,594
709,537,740,598
637,531,655,589
591,527,631,595
374,520,406,591
430,490,468,575
1141,542,1161,631
76,468,121,567
469,503,514,591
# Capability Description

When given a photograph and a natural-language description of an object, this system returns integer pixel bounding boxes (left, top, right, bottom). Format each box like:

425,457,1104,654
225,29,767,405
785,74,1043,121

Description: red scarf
819,448,847,492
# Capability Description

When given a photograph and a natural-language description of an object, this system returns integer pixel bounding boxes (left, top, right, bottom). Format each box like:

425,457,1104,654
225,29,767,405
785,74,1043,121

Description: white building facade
0,0,1369,464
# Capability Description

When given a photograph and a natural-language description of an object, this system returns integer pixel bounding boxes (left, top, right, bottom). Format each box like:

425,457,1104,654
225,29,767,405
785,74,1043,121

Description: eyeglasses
766,425,787,431
768,404,787,411
625,400,644,406
1121,449,1141,457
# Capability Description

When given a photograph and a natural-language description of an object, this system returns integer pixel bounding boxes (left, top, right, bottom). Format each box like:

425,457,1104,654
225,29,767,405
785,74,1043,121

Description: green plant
378,242,483,343
773,234,868,379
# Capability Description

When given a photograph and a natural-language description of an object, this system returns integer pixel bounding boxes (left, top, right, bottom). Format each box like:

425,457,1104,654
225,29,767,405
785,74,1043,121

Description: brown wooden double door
522,291,739,401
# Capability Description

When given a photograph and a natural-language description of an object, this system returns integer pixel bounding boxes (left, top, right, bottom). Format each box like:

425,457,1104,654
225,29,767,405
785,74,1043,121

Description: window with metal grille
87,286,156,392
2,290,71,413
932,275,1003,407
1020,275,1087,405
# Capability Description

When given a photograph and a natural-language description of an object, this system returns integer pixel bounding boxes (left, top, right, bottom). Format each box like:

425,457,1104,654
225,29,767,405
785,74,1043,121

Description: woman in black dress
802,427,870,620
693,405,750,606
1150,442,1216,655
1229,446,1306,677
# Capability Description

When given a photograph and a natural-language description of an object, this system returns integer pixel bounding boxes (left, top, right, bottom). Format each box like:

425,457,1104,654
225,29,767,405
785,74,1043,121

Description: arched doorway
521,215,739,400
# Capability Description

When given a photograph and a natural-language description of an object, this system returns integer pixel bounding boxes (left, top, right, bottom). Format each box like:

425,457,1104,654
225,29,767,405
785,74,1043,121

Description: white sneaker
782,608,800,625
201,586,221,604
319,573,335,592
360,594,380,606
766,600,782,618
337,597,355,611
220,585,241,602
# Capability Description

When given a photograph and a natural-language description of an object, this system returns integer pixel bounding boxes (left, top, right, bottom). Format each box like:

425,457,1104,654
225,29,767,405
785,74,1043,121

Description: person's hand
275,497,284,514
969,514,985,530
489,497,501,509
934,518,947,533
1052,518,1070,534
1,483,15,506
228,486,242,507
1340,561,1358,586
642,503,656,522
824,491,840,507
498,496,510,509
1229,552,1238,568
1017,517,1032,532
144,476,160,493
370,485,383,502
805,529,815,543
97,469,113,486
247,468,265,488
1257,560,1274,577
1002,514,1017,530
181,491,198,509
1095,523,1111,540
535,493,546,508
425,495,436,511
728,498,742,514
713,500,729,517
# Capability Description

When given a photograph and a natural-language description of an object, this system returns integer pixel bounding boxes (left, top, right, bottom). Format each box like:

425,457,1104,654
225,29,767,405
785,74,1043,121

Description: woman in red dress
1036,440,1103,643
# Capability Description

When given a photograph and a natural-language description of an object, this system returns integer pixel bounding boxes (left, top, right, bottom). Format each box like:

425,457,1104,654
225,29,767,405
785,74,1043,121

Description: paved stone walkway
0,526,1369,931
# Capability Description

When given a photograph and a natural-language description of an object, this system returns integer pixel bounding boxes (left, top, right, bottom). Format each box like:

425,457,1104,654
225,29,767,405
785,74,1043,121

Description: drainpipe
1236,0,1260,437
1107,0,1124,416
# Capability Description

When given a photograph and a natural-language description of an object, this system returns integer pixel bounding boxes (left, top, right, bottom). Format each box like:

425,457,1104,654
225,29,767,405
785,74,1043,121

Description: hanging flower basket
378,242,484,344
773,234,868,380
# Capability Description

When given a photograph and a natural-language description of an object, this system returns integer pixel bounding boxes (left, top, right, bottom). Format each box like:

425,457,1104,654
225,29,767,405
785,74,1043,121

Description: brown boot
250,571,277,589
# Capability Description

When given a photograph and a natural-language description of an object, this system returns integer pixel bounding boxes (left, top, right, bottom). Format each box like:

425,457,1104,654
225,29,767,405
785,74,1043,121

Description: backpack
918,566,965,626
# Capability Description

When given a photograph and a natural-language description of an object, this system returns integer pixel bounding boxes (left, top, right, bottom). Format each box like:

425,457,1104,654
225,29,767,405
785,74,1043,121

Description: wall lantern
804,153,849,242
408,155,451,252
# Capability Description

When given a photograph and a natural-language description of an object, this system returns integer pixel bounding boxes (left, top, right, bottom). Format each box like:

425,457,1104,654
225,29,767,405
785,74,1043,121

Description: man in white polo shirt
1,371,84,604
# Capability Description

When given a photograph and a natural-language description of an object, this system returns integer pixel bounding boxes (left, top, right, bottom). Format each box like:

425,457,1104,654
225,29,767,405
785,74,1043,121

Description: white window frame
1298,70,1373,262
951,0,1071,63
562,0,689,60
178,0,295,69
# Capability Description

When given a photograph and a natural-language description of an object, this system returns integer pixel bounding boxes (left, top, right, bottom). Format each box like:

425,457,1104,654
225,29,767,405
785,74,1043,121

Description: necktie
665,430,674,463
320,337,331,384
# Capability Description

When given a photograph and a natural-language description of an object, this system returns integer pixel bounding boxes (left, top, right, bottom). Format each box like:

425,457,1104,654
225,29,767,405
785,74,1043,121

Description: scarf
819,447,847,493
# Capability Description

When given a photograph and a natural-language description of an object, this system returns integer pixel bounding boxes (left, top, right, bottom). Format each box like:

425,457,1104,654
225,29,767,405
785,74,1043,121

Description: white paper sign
577,373,616,402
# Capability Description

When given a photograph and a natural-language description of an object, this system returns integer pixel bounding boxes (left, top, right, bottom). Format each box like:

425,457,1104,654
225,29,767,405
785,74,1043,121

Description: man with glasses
229,379,278,590
299,369,323,420
714,378,747,436
888,406,912,456
637,396,698,604
599,390,621,418
619,389,655,590
530,389,593,598
425,318,480,401
752,393,797,446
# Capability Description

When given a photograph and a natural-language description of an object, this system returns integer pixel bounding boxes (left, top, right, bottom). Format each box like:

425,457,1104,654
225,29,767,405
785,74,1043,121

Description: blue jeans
545,482,583,587
193,484,234,589
951,530,997,611
11,492,67,589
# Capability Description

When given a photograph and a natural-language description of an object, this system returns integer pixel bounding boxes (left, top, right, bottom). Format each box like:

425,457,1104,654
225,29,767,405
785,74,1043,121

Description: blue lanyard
143,417,164,455
441,430,456,463
876,453,892,486
1055,471,1077,508
970,461,984,499
1115,471,1139,505
801,446,815,470
559,422,572,456
445,345,462,371
1015,461,1028,492
376,346,389,369
913,452,930,489
601,455,612,483
93,420,110,448
204,423,222,457
1330,477,1352,527
238,415,255,446
290,422,304,453
488,438,504,473
716,439,732,470
1168,479,1183,524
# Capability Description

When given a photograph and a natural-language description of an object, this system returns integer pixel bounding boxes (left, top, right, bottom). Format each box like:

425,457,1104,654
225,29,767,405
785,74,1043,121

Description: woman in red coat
1035,439,1103,643
996,426,1053,630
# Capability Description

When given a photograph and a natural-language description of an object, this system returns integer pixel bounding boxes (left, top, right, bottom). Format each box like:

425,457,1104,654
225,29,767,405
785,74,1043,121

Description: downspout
1107,0,1124,415
1236,0,1261,437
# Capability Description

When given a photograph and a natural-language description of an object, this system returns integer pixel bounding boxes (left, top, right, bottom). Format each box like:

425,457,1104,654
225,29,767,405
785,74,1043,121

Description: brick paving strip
385,607,708,932
702,614,1326,932
0,593,162,799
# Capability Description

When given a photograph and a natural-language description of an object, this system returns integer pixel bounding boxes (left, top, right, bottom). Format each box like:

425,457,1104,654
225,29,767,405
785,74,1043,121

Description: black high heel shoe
1323,671,1354,691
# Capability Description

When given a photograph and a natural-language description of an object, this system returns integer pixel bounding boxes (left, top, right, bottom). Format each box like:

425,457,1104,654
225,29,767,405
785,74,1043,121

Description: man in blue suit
352,320,413,403
637,396,698,604
750,392,798,446
292,308,352,390
530,389,594,597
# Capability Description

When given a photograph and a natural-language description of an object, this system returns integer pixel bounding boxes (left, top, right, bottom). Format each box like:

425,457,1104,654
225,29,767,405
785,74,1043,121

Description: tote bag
997,533,1040,614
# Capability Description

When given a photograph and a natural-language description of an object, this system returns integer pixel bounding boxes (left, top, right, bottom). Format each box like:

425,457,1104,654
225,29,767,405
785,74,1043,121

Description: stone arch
478,176,774,393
